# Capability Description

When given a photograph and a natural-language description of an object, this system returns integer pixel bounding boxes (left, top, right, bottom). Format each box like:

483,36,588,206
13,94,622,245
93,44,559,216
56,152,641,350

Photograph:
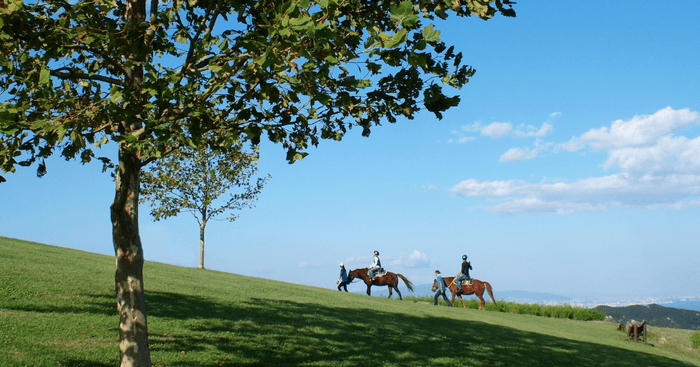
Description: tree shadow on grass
143,293,698,367
0,292,115,316
5,289,697,366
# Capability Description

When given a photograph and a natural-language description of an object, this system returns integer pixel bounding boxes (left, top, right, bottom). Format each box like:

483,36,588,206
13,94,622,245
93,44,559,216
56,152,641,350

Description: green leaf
390,1,419,27
325,55,338,64
408,52,429,68
383,29,408,49
257,50,269,66
422,24,441,43
39,67,51,86
286,150,308,163
110,90,123,104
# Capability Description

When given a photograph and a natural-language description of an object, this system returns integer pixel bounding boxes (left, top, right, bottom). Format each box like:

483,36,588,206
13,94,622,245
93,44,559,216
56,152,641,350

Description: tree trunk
112,148,151,367
198,220,206,269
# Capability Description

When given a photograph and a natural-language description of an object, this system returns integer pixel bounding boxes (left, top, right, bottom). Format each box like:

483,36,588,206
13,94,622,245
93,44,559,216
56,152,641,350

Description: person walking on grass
434,270,453,307
337,263,350,292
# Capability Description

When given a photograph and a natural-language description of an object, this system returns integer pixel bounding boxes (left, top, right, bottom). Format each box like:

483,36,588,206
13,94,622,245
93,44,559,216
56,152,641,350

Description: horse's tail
397,273,415,292
484,281,497,305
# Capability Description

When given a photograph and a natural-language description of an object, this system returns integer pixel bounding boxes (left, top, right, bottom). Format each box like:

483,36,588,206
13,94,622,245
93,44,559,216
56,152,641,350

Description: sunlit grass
2,236,699,367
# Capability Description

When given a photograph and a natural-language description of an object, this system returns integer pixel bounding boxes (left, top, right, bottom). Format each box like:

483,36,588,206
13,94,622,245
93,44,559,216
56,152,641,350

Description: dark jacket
461,261,472,275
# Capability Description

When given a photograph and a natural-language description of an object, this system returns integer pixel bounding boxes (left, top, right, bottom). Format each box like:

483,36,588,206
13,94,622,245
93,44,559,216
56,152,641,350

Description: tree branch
50,68,125,86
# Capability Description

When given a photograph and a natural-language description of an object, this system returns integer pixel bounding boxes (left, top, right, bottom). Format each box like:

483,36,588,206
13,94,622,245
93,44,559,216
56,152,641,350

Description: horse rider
454,254,472,294
337,263,350,292
433,270,453,307
368,250,381,281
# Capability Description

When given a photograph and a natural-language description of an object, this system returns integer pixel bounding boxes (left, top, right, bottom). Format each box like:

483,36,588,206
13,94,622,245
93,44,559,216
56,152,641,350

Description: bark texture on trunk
198,221,206,269
112,149,151,367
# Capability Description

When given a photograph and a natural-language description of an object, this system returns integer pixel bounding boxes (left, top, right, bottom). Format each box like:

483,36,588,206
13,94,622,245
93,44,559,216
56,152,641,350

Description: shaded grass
2,236,700,366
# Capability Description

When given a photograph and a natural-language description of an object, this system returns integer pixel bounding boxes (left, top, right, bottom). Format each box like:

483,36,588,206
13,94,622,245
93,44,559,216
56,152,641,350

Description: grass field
1,236,699,366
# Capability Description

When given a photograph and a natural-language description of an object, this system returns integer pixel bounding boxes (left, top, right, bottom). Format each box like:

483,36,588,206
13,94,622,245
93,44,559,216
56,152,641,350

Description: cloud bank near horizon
450,107,700,214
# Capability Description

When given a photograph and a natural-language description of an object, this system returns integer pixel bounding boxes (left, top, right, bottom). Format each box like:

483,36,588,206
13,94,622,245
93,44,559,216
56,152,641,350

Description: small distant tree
140,140,269,269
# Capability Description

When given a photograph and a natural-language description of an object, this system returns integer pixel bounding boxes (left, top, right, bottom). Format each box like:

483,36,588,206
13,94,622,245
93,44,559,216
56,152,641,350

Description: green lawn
1,236,699,366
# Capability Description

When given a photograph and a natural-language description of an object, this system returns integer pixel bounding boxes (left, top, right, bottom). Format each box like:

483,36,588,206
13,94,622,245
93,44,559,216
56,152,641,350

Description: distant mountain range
595,304,700,330
353,283,700,321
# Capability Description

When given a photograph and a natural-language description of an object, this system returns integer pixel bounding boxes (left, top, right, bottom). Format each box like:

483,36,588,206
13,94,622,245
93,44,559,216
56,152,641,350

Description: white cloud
450,107,700,214
500,147,539,162
500,139,552,162
578,106,699,149
389,250,432,268
452,172,700,214
447,127,478,144
558,137,585,152
488,197,608,215
447,135,476,144
481,122,512,139
451,115,556,143
603,135,700,173
514,122,553,138
412,184,439,191
462,122,482,132
450,179,519,197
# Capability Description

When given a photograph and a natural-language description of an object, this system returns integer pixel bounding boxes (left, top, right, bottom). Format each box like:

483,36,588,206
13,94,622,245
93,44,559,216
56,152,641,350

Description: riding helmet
462,255,467,260
374,251,379,256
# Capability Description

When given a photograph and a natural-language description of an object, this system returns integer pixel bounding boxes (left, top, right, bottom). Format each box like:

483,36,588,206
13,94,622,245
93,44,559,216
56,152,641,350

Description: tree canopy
1,0,515,176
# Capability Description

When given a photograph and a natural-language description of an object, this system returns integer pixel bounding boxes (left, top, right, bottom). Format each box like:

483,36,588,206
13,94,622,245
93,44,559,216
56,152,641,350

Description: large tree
140,140,269,270
0,0,515,365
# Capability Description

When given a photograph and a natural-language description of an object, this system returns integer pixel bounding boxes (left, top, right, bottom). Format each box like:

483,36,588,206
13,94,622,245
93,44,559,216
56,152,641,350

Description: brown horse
348,268,415,300
432,276,497,310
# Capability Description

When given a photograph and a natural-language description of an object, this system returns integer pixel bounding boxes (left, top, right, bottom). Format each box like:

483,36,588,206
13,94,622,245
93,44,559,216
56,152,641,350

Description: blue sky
2,2,699,302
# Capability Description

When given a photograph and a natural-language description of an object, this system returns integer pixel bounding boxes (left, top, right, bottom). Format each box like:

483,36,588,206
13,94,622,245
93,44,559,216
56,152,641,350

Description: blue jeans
434,290,452,306
454,274,468,291
337,281,349,292
368,267,380,279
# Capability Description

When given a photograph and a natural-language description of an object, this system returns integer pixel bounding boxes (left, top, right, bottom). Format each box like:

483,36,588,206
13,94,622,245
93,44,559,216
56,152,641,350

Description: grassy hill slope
1,236,699,367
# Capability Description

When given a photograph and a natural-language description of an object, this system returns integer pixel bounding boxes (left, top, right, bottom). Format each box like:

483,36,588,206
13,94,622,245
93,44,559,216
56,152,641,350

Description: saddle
457,278,473,286
368,267,387,277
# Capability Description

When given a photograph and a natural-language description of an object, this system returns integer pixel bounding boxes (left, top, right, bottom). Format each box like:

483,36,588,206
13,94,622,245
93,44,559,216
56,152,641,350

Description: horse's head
347,268,359,281
347,268,366,282
431,278,438,292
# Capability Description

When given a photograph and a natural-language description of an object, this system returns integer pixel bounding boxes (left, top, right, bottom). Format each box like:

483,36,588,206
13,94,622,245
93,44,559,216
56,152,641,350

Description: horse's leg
459,295,466,309
477,291,486,310
395,286,403,300
388,285,393,299
366,284,371,296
